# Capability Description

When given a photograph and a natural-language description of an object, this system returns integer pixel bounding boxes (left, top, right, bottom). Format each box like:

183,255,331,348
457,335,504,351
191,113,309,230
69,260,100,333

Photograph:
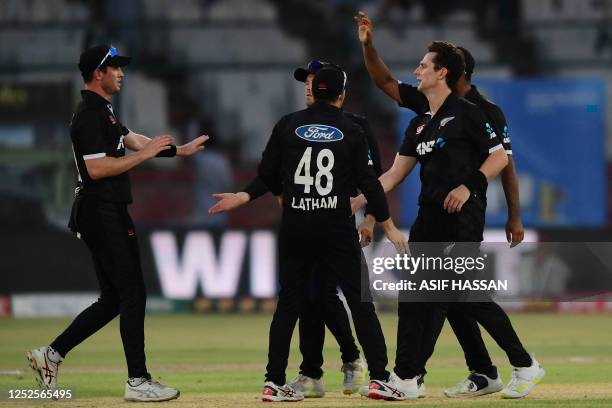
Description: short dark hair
81,66,107,83
427,41,465,89
457,46,475,82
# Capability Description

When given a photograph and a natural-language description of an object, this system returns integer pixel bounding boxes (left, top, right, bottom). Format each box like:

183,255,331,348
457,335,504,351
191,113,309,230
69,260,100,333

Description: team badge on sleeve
485,123,497,139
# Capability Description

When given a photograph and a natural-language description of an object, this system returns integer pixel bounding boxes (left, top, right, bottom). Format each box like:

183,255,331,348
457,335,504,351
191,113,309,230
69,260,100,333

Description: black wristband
156,145,177,158
243,178,269,201
463,170,487,194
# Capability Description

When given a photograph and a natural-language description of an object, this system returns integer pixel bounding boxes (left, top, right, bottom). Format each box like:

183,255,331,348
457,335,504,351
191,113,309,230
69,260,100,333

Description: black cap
312,65,347,100
78,45,131,76
457,46,475,76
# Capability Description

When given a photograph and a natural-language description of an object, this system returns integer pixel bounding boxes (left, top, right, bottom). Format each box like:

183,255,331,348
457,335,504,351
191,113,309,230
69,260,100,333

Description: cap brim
294,68,309,82
106,56,131,67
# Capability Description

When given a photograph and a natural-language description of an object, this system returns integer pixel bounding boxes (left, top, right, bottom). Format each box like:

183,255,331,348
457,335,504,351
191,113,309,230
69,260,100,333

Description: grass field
1,313,611,407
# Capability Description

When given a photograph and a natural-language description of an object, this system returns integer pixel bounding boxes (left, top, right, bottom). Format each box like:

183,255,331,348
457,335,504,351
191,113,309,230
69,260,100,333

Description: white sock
47,347,63,363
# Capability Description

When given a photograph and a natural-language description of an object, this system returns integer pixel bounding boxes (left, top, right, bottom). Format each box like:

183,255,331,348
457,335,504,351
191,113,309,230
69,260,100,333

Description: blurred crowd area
1,0,612,230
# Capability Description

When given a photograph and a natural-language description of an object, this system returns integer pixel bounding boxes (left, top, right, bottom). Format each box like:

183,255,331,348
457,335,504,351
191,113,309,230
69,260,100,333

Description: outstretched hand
177,135,209,157
208,192,250,214
141,135,174,159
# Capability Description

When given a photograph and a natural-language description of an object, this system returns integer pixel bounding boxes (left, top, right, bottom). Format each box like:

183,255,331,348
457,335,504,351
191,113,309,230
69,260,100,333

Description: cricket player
354,11,545,399
26,45,208,402
254,64,408,401
210,59,385,397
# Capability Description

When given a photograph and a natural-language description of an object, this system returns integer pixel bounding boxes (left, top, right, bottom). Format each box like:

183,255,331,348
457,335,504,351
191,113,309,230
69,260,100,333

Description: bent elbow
85,163,104,180
88,169,103,180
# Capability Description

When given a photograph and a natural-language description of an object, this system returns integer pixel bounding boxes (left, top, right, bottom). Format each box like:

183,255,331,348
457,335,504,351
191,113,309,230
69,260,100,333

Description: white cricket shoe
501,356,545,399
360,374,419,398
417,374,426,398
367,373,418,401
288,374,325,398
444,371,503,398
262,381,304,402
124,377,180,402
341,358,366,395
27,347,61,390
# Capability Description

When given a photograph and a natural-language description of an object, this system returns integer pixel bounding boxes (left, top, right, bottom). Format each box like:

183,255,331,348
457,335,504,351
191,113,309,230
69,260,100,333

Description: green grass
0,313,611,407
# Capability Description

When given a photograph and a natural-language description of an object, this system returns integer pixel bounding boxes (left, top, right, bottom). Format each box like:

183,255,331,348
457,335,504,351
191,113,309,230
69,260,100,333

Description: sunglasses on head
97,46,118,70
307,59,329,73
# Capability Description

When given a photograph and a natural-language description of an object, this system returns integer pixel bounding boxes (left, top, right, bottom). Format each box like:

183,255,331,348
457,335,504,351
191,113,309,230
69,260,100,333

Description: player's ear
438,67,448,81
339,90,347,105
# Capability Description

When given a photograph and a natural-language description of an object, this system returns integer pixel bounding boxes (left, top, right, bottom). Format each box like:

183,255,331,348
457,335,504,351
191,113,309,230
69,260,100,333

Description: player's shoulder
456,96,488,122
456,95,480,111
71,102,102,126
343,111,367,123
275,109,306,129
480,98,505,121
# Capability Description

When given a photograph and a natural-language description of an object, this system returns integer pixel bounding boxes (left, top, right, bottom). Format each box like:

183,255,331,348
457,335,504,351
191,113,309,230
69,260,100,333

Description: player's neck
85,84,112,102
455,81,471,98
425,86,451,115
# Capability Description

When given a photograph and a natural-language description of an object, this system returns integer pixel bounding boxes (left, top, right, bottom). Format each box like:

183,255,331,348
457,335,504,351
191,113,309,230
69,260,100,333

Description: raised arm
355,11,402,104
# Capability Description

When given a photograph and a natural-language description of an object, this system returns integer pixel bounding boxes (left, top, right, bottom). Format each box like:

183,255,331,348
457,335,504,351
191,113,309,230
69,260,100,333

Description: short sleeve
74,110,107,160
398,119,419,157
492,108,512,155
465,107,503,155
398,81,428,114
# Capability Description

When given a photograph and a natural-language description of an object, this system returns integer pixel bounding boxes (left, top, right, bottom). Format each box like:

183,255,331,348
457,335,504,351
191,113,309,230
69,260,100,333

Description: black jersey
258,102,389,221
245,110,382,201
398,82,512,154
398,93,503,205
70,90,132,203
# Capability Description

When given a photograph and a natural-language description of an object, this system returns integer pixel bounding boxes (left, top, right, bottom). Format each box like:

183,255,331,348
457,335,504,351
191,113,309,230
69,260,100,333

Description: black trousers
298,257,361,379
396,201,531,379
446,303,532,372
265,212,389,385
51,196,148,378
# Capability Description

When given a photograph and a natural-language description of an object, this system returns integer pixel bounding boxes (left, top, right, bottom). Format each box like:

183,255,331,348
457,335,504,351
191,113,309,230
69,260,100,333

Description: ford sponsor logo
295,124,344,142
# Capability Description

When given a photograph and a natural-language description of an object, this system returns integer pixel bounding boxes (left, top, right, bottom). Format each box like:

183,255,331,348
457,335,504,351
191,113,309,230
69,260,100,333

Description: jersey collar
81,90,113,109
464,85,483,105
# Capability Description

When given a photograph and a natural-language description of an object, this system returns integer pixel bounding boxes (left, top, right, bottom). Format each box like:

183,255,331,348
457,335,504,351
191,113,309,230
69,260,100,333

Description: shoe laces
280,384,298,397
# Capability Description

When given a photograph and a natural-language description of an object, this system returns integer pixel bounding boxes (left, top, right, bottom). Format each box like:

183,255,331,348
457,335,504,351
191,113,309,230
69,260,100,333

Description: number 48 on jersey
293,147,334,196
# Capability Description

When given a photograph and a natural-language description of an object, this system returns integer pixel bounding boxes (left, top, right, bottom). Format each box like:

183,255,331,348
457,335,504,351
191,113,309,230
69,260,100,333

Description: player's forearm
362,183,390,222
362,42,397,95
125,131,150,151
501,156,521,218
379,168,403,193
479,148,508,180
85,151,149,180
